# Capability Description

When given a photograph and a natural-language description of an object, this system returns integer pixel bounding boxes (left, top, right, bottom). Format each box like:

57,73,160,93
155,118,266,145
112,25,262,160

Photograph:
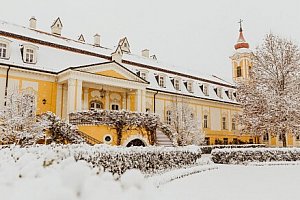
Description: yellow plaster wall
96,70,127,80
78,125,150,145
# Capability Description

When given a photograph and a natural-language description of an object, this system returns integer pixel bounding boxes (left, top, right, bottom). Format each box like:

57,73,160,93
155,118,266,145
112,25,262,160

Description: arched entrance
126,139,146,147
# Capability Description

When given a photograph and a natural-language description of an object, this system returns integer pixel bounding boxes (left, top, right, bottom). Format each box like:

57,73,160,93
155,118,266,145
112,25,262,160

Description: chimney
94,34,100,47
51,17,63,36
29,16,36,29
142,49,149,58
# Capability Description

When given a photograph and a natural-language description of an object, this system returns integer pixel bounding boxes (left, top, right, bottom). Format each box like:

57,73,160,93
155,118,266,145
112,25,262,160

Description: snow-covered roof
0,19,237,104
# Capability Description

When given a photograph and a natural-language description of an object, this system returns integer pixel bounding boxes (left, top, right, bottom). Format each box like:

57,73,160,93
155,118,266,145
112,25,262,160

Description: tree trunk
282,133,287,147
117,129,122,145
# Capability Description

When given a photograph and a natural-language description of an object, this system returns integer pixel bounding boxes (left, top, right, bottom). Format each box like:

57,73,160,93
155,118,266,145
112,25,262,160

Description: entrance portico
55,61,148,120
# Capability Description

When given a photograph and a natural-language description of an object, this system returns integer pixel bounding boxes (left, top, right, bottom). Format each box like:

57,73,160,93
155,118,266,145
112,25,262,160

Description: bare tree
0,90,44,146
167,101,204,146
237,33,300,146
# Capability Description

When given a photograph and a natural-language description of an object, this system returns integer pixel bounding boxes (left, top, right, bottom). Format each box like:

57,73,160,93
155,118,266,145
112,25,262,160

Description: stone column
83,88,89,110
56,84,63,118
136,89,142,112
127,93,131,111
67,79,76,118
76,80,82,112
62,84,68,120
141,90,146,113
122,92,126,110
105,91,110,110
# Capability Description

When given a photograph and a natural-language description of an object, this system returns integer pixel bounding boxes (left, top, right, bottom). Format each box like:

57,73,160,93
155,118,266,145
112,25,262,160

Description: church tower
230,20,253,82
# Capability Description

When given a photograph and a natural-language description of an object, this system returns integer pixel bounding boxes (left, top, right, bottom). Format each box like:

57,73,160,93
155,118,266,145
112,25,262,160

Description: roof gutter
153,91,159,113
4,66,10,106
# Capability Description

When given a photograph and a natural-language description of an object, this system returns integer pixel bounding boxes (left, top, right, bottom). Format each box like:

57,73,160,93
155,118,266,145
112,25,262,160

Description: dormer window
25,49,34,63
22,44,38,64
0,43,7,58
227,90,233,100
159,75,165,87
137,69,148,81
172,77,181,91
216,87,223,98
0,37,11,59
174,79,180,90
186,81,193,93
201,84,209,96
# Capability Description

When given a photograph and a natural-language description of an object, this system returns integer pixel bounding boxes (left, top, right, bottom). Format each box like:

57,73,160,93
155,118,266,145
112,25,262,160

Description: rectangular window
232,118,236,130
203,115,208,128
159,76,165,87
166,110,172,124
237,66,242,77
187,82,193,93
223,138,228,145
140,72,147,80
174,79,180,90
0,43,7,58
263,133,269,141
222,117,227,130
205,137,210,145
25,49,34,63
111,104,119,110
217,88,223,98
203,85,209,96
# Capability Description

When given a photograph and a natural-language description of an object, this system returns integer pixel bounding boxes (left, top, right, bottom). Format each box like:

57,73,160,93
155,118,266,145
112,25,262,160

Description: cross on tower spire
238,19,243,32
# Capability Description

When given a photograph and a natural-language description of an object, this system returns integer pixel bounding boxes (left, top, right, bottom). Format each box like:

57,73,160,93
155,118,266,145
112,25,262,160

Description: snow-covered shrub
40,112,85,144
200,144,266,154
1,144,201,175
211,148,300,164
69,110,176,146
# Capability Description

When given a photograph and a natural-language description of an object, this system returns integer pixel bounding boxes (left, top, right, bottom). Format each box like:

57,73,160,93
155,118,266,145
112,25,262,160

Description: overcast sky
1,0,300,81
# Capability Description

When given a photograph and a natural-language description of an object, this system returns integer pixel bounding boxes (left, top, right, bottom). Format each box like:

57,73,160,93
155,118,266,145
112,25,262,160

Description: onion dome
234,20,249,50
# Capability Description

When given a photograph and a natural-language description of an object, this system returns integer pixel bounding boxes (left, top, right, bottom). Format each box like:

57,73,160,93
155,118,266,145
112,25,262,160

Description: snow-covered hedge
1,144,201,175
211,148,300,164
200,144,266,154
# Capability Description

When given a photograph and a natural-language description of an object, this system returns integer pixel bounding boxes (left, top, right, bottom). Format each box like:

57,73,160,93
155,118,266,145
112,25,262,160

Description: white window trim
174,77,181,91
22,43,39,64
203,84,209,96
217,87,223,99
0,37,12,59
186,80,194,93
158,74,166,88
139,69,148,81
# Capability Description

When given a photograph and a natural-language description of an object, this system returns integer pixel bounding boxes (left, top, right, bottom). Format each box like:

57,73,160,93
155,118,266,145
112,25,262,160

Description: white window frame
203,114,208,128
22,44,38,64
111,104,120,110
203,84,209,96
0,38,11,59
187,81,193,93
217,87,223,98
166,110,172,125
222,116,227,130
174,77,181,91
158,74,165,87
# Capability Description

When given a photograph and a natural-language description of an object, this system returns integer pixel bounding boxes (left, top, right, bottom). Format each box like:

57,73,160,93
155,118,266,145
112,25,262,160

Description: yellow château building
0,17,290,147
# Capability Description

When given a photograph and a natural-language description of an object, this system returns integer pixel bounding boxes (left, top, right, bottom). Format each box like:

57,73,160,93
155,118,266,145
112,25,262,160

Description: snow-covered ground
0,148,300,200
160,164,300,200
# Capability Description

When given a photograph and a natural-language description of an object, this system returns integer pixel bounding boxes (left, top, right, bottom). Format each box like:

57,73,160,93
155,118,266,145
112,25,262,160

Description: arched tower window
236,66,242,77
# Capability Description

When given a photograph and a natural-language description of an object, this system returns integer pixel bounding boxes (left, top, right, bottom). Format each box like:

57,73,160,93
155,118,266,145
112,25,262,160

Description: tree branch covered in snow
236,34,300,146
166,102,205,146
0,90,45,146
69,110,175,146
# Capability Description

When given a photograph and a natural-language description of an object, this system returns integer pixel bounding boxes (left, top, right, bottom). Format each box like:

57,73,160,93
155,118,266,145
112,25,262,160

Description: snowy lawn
159,164,300,200
1,146,299,200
